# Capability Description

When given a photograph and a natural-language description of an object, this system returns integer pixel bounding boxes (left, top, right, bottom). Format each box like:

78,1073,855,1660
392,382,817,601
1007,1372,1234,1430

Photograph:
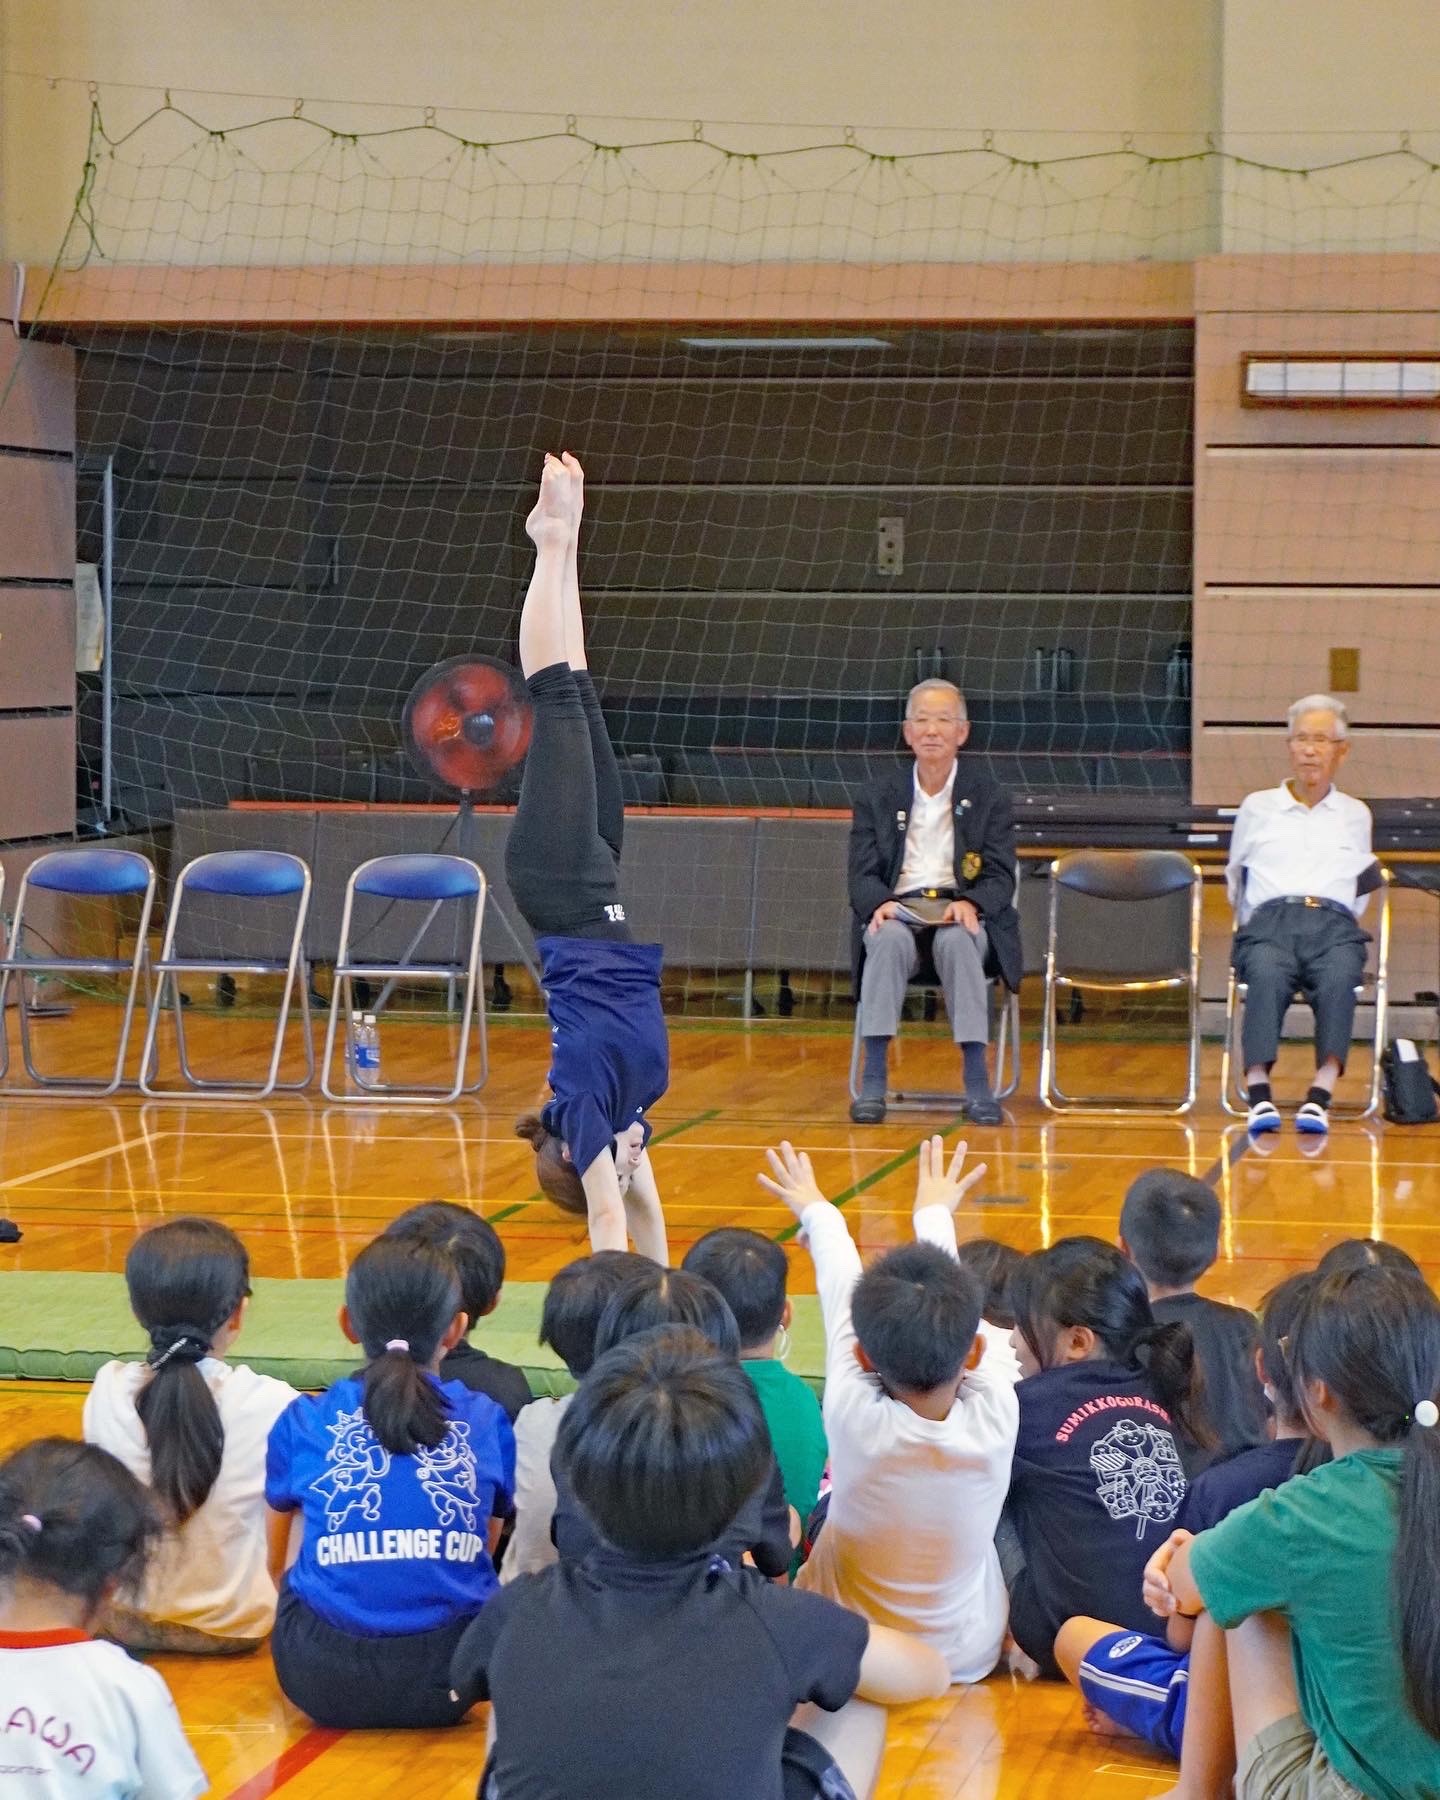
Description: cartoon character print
415,1421,480,1528
1089,1418,1186,1539
311,1406,391,1530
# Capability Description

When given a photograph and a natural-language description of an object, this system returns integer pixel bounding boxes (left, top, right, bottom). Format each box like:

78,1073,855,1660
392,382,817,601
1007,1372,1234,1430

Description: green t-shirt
1190,1448,1440,1800
741,1357,828,1532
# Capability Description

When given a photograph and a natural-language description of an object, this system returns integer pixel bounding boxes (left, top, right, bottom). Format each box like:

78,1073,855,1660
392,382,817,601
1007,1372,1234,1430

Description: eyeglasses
908,713,963,726
1289,734,1342,750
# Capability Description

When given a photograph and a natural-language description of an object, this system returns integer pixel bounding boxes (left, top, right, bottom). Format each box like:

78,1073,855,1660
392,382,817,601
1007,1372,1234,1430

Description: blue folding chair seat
321,853,488,1103
139,850,314,1101
0,849,157,1097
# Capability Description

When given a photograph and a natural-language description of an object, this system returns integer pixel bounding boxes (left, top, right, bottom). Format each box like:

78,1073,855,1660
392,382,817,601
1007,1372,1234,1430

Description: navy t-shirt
451,1549,868,1800
1007,1360,1191,1662
265,1375,516,1636
537,936,668,1177
1180,1436,1303,1536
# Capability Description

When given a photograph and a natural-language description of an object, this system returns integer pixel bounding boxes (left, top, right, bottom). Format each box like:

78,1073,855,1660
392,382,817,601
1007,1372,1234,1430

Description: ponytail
347,1236,462,1456
0,1438,160,1608
1290,1268,1440,1741
124,1218,250,1523
1132,1320,1214,1451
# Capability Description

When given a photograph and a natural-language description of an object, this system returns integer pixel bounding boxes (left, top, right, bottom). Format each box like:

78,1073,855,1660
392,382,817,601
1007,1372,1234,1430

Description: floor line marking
0,1131,168,1190
221,1725,344,1799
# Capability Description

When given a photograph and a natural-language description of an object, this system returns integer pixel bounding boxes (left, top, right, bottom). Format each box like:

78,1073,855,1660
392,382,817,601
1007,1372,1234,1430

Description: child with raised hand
383,1201,532,1420
0,1438,206,1798
1144,1265,1440,1800
450,1328,949,1800
683,1227,828,1554
83,1216,297,1653
503,1249,650,1583
759,1137,1019,1685
1002,1236,1212,1677
264,1234,516,1730
1120,1169,1268,1456
1053,1271,1317,1760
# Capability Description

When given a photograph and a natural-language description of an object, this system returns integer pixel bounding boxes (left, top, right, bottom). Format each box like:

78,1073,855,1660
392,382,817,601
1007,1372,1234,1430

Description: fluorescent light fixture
679,335,892,351
1243,354,1440,404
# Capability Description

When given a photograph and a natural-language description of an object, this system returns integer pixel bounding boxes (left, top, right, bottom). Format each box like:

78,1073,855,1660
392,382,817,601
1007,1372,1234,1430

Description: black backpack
1381,1041,1440,1124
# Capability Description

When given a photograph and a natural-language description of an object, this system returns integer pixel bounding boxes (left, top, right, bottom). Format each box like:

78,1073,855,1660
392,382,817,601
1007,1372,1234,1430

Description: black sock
860,1036,890,1100
1247,1081,1273,1107
961,1041,993,1098
1304,1086,1331,1110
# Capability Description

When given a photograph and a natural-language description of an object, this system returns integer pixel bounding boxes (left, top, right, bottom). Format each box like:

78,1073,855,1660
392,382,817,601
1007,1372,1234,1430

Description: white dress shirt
1225,781,1374,925
896,761,958,893
794,1199,1019,1684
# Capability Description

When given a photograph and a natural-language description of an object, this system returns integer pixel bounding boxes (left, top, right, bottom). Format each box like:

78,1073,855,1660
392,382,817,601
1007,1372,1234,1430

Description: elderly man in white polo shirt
1226,694,1374,1137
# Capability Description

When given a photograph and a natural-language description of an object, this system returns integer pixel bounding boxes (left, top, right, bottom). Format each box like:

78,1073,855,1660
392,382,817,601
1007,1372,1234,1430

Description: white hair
905,679,967,721
1287,693,1349,738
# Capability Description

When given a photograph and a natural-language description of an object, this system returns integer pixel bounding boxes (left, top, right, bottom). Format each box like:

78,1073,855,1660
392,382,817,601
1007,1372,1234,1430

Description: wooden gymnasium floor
1,999,1436,1800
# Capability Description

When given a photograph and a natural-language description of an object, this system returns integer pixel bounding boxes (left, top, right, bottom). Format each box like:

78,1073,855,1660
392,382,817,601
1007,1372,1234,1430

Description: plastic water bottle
347,1009,364,1077
360,1012,381,1083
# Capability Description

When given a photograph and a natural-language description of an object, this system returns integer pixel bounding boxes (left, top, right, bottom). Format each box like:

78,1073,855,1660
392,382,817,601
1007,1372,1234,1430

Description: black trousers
504,663,631,940
1232,901,1370,1072
271,1582,477,1730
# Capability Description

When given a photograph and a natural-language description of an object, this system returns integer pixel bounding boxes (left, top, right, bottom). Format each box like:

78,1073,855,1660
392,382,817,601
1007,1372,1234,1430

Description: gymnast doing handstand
509,453,669,1265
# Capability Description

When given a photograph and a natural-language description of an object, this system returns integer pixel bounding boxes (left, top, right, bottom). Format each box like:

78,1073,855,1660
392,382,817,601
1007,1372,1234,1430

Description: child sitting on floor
264,1234,515,1730
682,1227,828,1548
83,1216,297,1654
955,1235,1025,1384
0,1438,206,1798
503,1249,650,1583
383,1201,532,1421
451,1328,949,1800
760,1137,1019,1685
1120,1170,1268,1456
1147,1263,1440,1800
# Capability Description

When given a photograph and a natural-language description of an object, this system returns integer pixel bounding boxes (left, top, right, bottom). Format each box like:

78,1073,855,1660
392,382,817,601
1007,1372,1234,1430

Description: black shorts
478,1728,857,1799
505,663,632,941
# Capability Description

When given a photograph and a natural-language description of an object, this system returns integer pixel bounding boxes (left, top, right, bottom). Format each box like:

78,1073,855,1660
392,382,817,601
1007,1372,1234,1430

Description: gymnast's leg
560,452,625,865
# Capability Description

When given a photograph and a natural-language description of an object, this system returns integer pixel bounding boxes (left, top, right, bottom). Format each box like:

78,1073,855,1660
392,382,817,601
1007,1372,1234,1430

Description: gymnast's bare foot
1081,1699,1141,1741
560,450,585,532
525,454,571,548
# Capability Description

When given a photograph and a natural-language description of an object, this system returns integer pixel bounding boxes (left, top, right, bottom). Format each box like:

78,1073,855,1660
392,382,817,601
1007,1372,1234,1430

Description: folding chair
321,853,487,1103
1039,849,1202,1114
0,849,156,1098
1219,863,1391,1121
139,850,314,1101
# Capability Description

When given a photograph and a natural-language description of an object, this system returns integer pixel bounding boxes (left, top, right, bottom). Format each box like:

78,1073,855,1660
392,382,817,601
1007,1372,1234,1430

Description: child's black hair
539,1251,653,1379
851,1242,983,1393
125,1216,251,1523
555,1327,770,1562
954,1237,1023,1330
1288,1267,1440,1741
347,1235,462,1456
680,1228,788,1351
1119,1169,1221,1290
594,1265,741,1362
1012,1236,1213,1448
384,1201,505,1335
1256,1271,1317,1430
1314,1237,1425,1284
0,1438,161,1610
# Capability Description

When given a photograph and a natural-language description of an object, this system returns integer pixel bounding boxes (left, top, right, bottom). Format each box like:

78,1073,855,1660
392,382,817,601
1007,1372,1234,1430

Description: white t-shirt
794,1200,1020,1684
0,1631,206,1798
500,1393,572,1584
83,1357,298,1639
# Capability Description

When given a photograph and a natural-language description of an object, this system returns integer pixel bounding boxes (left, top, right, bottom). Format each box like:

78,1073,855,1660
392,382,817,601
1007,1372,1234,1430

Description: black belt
1254,895,1354,920
896,886,959,901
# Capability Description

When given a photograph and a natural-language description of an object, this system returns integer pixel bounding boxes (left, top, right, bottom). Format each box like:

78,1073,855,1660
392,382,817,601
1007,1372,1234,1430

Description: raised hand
757,1141,829,1220
525,453,572,549
913,1135,987,1216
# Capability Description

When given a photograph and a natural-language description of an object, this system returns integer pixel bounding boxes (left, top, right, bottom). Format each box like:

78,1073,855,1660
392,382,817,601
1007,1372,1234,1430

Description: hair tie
385,1338,410,1354
19,1514,41,1534
1415,1399,1439,1429
146,1324,214,1370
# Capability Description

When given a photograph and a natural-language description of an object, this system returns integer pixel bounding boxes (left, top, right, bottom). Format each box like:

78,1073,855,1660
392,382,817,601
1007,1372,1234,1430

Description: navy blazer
847,761,1023,995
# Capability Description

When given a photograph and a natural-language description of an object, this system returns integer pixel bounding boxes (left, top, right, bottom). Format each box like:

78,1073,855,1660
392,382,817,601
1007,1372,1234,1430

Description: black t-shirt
1007,1359,1191,1661
1179,1435,1303,1535
550,1452,794,1580
1151,1292,1267,1459
451,1549,868,1800
439,1343,534,1424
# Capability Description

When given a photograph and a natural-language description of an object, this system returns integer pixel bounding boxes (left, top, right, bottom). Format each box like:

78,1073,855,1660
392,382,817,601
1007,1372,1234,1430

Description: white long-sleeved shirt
794,1201,1019,1684
1225,782,1373,925
500,1393,571,1583
896,762,958,893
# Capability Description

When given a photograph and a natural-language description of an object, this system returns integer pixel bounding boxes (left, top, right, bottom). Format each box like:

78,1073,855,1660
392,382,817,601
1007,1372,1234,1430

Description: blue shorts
1078,1630,1189,1759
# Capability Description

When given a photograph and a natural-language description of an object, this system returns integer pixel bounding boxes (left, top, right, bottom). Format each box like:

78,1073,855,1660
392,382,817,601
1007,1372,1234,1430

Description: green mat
0,1273,829,1398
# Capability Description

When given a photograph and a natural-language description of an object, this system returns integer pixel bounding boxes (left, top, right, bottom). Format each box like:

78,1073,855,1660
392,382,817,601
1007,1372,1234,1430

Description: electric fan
402,654,533,797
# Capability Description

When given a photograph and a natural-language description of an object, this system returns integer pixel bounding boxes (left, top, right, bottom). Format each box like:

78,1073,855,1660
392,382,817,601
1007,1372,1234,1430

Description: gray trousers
1232,902,1369,1072
857,920,990,1043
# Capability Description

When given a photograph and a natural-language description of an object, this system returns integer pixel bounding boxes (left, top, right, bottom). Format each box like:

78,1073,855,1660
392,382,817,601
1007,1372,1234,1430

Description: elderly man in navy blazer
847,679,1022,1125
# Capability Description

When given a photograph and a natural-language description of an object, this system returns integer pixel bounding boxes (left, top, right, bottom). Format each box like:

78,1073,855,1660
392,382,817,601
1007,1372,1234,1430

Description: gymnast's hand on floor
526,453,573,549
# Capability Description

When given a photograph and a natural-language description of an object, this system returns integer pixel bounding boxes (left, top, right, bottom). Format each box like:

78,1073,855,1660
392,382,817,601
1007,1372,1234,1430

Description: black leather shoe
849,1097,887,1124
963,1094,1003,1126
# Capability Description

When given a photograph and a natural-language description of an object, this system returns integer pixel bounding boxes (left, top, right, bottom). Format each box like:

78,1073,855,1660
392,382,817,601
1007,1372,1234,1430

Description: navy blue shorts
1077,1630,1188,1759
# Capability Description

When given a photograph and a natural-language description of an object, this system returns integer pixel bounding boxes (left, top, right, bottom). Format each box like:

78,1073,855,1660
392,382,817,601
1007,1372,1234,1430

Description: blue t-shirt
537,936,669,1177
265,1375,516,1636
